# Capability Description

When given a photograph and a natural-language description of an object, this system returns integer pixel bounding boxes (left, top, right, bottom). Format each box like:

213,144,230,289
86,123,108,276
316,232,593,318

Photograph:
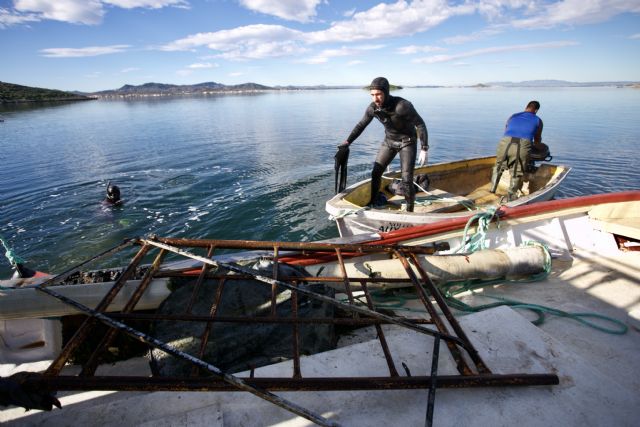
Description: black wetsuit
347,95,428,210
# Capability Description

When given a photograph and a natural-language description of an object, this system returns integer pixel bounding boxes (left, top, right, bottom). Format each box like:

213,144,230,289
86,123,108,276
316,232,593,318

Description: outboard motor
527,142,552,172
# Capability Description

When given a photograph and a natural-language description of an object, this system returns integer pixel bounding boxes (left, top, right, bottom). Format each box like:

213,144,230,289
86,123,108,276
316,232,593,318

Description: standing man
339,77,429,212
490,100,543,201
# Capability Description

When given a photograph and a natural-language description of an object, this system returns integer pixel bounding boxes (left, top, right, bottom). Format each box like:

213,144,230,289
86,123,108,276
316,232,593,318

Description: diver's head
369,77,390,108
106,183,121,204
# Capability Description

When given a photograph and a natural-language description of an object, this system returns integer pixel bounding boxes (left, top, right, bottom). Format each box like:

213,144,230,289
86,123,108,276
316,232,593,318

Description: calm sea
1,87,639,276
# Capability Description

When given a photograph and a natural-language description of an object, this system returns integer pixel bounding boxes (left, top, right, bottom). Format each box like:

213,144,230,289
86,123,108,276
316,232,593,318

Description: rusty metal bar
161,273,418,285
361,280,398,377
35,284,340,427
426,336,441,427
44,243,151,376
291,280,301,379
192,275,227,377
110,312,434,325
392,249,473,376
154,236,440,254
334,248,356,307
142,238,468,347
407,251,491,374
271,247,279,316
26,373,560,392
186,245,216,314
80,248,167,376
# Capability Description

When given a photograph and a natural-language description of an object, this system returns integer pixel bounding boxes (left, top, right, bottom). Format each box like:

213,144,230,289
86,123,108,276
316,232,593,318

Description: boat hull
326,156,571,237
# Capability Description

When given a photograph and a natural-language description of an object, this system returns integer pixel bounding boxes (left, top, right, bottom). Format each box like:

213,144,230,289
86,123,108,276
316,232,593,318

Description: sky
1,0,639,92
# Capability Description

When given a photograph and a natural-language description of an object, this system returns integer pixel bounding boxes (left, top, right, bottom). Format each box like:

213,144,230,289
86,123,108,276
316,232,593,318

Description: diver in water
104,182,122,205
338,77,429,212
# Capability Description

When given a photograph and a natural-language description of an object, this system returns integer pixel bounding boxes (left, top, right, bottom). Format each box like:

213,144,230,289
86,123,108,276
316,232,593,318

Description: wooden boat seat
387,188,474,213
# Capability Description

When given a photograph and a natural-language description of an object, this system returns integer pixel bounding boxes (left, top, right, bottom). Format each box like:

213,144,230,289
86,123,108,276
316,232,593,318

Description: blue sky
1,0,639,92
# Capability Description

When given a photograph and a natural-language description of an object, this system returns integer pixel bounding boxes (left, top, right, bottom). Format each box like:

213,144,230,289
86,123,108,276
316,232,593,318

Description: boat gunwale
326,156,571,216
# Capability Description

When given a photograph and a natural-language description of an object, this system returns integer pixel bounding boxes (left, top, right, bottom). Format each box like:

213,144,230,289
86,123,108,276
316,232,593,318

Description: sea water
1,87,639,276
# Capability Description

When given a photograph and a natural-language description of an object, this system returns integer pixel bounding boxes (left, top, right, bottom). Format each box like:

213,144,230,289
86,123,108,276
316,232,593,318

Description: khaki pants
492,136,531,198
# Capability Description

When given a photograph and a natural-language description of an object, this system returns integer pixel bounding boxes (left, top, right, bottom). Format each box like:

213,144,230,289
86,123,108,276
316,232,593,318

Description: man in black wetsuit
339,77,428,212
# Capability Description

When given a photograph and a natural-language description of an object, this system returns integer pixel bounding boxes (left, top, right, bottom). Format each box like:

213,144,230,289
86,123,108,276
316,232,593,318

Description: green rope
338,280,628,334
436,257,627,335
453,207,499,253
440,291,628,335
346,241,626,335
1,235,25,267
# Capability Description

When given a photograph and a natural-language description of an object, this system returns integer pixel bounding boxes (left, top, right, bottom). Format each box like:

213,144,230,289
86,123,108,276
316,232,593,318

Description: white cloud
238,0,323,22
342,8,356,18
630,33,640,39
474,0,537,21
396,45,445,55
8,0,188,26
306,0,475,44
14,0,105,25
103,0,189,9
347,60,363,66
159,24,308,60
121,67,140,72
414,41,579,64
40,44,131,57
188,62,218,69
300,44,384,64
510,0,640,29
443,28,503,44
0,7,40,27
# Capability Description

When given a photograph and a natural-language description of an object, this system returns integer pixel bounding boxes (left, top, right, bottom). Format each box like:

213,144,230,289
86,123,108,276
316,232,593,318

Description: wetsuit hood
106,183,121,203
369,77,390,100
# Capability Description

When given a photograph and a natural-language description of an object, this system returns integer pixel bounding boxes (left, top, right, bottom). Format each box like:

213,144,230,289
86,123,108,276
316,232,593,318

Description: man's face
370,89,384,108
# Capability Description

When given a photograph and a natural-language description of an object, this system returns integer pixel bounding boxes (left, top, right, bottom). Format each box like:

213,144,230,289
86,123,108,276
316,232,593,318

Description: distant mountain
4,80,637,104
484,80,639,87
91,81,274,97
0,81,94,103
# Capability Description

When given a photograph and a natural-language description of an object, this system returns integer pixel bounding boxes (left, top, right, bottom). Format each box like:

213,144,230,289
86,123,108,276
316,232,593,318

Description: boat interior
342,157,567,213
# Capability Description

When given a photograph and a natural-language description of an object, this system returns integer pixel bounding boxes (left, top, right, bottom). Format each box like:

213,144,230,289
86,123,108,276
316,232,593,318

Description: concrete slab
3,303,638,427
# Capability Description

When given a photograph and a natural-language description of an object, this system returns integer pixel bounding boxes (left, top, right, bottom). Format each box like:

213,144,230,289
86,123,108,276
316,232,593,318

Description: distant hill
484,80,638,88
0,81,94,103
92,81,274,97
4,80,637,104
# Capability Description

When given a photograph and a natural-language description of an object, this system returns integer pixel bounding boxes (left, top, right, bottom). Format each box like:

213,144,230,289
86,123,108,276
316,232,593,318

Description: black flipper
334,145,350,194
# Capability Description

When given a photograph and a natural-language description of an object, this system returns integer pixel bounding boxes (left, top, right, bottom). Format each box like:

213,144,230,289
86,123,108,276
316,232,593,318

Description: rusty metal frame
27,235,558,426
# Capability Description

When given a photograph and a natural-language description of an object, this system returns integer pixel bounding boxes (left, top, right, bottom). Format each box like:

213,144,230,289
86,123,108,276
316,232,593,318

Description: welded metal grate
17,236,558,426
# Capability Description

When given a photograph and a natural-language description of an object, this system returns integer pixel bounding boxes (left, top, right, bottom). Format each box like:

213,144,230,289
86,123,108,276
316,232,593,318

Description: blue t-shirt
504,112,540,141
